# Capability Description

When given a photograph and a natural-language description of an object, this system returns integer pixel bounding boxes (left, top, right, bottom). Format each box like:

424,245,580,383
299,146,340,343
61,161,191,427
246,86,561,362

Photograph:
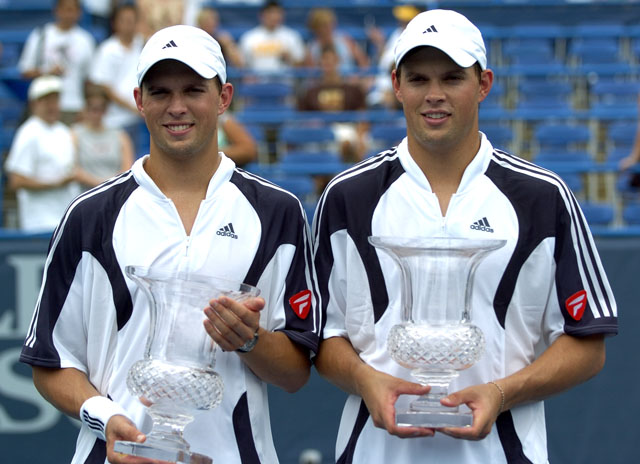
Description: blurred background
0,0,638,463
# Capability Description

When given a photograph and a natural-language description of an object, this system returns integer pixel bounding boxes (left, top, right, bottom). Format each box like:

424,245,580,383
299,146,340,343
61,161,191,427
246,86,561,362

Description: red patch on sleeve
289,290,312,320
565,290,587,321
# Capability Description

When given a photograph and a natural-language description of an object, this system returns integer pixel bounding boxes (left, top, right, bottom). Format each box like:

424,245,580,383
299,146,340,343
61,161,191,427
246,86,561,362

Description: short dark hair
55,0,81,9
111,2,138,23
262,1,282,12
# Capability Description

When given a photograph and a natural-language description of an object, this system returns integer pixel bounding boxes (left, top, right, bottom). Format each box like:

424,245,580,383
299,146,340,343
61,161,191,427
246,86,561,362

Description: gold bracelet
488,381,505,413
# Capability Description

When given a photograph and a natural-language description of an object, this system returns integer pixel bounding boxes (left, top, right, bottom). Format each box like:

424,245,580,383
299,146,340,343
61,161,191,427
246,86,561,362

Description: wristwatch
236,330,259,353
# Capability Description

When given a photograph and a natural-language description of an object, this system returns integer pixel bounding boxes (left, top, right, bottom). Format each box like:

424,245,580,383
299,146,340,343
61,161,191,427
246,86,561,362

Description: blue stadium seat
276,125,349,176
266,175,316,203
623,203,640,225
369,122,406,152
0,127,15,153
480,123,513,152
532,122,594,169
510,77,576,119
605,121,637,165
234,82,295,111
278,152,348,176
561,172,584,195
589,80,639,119
580,202,615,226
568,30,634,76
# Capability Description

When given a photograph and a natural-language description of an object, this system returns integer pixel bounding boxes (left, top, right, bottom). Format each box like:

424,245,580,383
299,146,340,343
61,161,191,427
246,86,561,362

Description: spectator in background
304,8,370,74
239,1,305,76
367,4,421,109
136,0,183,38
136,0,205,36
197,6,245,69
18,0,96,125
89,2,143,148
298,45,370,163
71,86,134,191
82,0,116,32
618,95,640,172
4,76,81,232
218,113,258,167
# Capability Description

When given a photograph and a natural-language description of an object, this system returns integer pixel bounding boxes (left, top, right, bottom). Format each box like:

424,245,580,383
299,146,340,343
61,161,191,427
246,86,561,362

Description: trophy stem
145,405,194,450
397,369,472,427
407,368,462,414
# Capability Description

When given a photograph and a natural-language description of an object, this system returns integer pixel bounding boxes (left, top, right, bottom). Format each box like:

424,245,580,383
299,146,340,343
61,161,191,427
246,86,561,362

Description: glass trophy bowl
369,236,506,428
114,265,260,464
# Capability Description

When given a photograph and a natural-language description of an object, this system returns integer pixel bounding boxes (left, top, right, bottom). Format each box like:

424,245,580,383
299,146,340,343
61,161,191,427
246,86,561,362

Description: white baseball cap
394,9,486,70
136,25,227,86
28,75,62,101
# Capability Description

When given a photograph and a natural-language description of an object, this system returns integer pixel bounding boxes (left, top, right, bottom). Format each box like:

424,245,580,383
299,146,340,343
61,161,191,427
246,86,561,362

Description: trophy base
396,408,473,428
114,440,213,464
395,395,472,428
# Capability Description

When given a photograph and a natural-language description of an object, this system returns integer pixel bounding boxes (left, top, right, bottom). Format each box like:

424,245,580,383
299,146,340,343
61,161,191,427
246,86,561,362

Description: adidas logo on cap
162,40,178,49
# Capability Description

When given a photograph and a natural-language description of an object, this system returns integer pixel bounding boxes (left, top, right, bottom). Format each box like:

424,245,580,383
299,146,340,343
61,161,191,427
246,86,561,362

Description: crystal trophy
114,265,260,463
369,237,505,428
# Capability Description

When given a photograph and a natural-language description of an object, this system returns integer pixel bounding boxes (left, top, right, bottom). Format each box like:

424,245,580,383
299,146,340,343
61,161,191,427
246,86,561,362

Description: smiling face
392,47,492,160
32,92,61,125
134,60,232,161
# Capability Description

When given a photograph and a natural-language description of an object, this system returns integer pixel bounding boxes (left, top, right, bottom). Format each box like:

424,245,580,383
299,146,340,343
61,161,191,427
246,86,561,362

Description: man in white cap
20,25,318,464
313,9,616,463
5,75,81,232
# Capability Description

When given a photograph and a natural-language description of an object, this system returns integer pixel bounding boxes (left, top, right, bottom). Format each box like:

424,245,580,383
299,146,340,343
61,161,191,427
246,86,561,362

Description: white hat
136,25,227,86
28,75,62,101
394,9,486,70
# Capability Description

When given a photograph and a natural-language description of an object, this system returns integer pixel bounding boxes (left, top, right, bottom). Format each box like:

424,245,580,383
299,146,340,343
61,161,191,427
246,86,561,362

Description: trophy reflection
114,266,260,463
369,237,505,428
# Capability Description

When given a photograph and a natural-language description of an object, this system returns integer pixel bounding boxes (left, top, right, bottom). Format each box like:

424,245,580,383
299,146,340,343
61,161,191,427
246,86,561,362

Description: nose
167,93,188,116
425,81,446,104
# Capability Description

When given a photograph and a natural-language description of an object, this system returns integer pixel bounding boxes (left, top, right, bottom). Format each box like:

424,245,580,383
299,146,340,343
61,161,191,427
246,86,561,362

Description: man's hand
436,382,503,440
203,296,265,352
105,414,150,463
357,365,435,439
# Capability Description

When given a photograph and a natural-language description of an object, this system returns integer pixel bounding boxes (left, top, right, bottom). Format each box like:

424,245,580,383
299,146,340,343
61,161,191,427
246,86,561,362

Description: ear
478,69,494,103
133,87,144,117
218,83,234,115
391,68,403,104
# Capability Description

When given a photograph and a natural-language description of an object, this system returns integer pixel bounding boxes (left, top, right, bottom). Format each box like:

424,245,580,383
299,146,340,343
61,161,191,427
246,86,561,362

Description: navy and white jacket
21,154,319,464
313,135,617,464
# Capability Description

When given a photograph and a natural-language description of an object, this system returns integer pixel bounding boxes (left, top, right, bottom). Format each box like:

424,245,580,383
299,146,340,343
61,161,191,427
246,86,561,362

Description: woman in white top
72,86,134,190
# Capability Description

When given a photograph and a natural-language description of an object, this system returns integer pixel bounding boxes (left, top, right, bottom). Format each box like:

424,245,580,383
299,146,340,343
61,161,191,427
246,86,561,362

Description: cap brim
138,50,218,86
396,37,480,70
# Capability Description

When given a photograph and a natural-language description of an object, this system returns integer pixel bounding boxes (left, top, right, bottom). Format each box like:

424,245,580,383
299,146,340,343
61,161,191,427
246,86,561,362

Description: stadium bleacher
2,0,640,232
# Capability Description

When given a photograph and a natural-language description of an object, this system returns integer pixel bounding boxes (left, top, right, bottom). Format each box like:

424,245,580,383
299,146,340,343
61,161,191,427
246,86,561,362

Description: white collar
397,132,494,194
131,152,236,200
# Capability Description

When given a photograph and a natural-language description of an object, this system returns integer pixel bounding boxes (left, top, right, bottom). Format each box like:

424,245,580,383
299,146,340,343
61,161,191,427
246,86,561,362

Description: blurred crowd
0,0,425,231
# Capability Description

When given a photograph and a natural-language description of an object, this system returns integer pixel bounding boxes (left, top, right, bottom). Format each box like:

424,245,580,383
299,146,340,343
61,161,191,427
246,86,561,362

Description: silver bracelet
236,330,259,353
488,381,505,413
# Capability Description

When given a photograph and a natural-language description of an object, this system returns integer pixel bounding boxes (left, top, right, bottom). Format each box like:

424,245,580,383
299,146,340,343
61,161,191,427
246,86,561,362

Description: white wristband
80,396,130,441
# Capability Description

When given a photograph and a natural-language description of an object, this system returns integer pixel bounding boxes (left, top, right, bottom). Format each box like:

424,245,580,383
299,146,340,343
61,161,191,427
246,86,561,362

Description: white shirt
89,34,144,129
313,135,617,464
239,25,305,73
19,23,95,113
5,116,81,232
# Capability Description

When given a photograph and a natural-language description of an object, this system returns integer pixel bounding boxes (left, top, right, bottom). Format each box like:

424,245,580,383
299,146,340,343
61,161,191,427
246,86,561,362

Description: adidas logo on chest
217,223,238,239
470,217,494,233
